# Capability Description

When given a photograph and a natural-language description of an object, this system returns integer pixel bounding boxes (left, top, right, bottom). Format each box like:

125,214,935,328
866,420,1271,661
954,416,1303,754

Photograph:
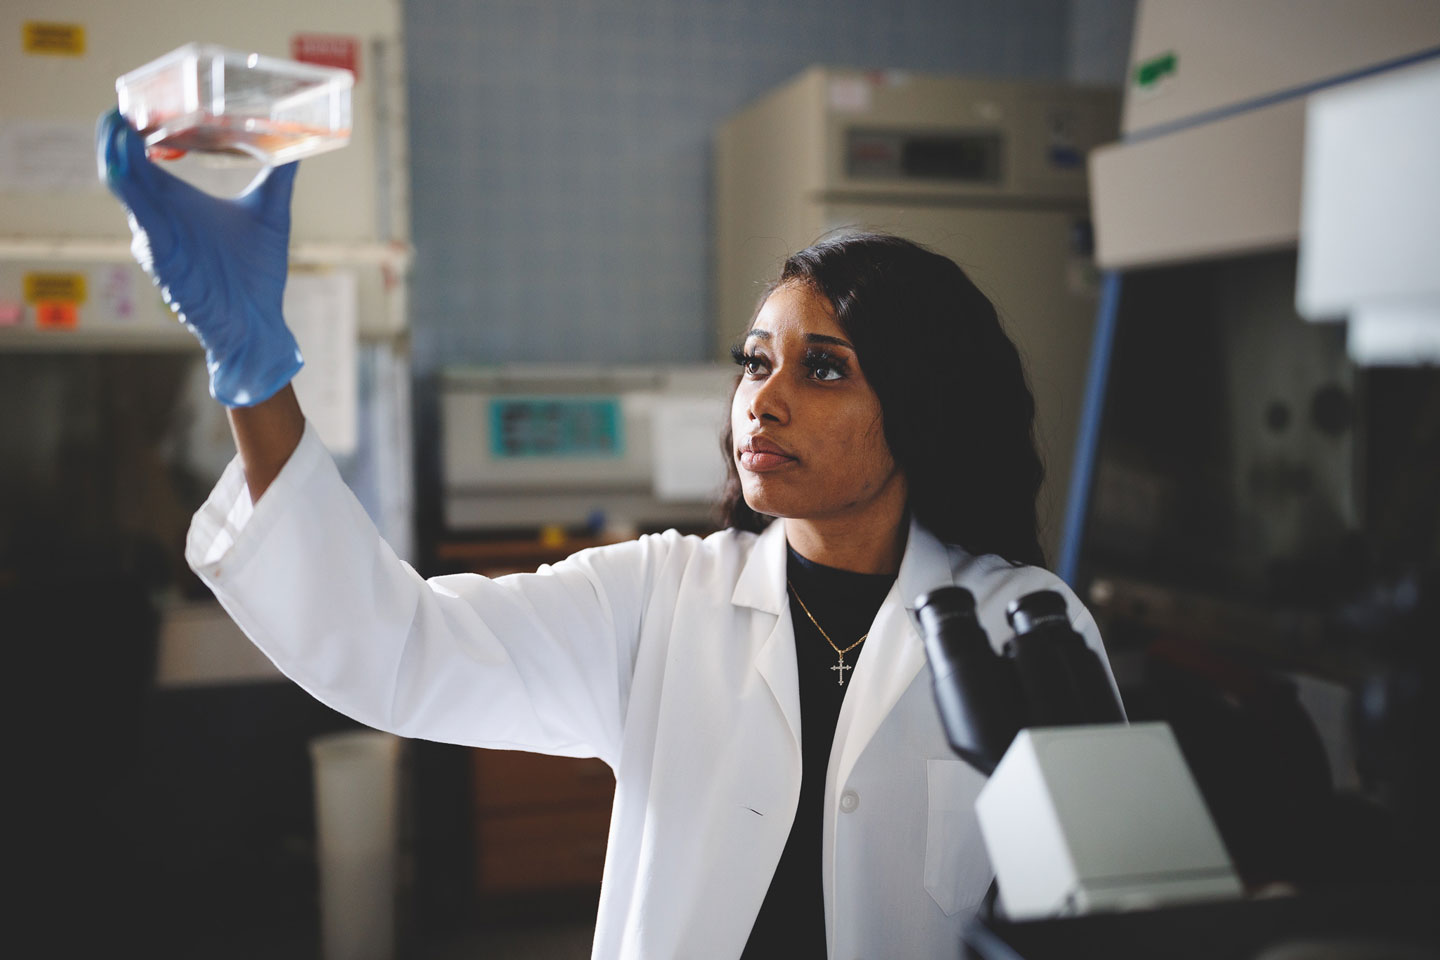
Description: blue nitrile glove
96,108,304,407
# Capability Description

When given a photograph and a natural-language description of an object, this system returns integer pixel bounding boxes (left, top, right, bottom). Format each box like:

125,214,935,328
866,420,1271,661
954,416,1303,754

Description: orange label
35,302,78,329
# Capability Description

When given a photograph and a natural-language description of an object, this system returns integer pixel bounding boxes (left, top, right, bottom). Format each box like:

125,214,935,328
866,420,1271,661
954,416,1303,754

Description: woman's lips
739,437,797,472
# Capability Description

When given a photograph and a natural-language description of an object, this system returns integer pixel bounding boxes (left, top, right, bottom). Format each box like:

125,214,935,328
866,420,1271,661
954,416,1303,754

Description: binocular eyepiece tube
915,587,1124,773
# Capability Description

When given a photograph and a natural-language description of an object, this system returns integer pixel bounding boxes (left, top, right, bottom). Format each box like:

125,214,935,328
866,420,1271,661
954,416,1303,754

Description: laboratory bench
963,883,1440,960
434,534,634,578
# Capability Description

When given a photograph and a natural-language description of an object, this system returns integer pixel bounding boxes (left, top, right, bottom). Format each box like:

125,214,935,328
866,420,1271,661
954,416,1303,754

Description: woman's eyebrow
742,329,855,351
805,333,854,350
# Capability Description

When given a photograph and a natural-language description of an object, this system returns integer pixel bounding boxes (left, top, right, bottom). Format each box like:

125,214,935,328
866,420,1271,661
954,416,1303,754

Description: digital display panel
488,396,624,458
845,128,1003,184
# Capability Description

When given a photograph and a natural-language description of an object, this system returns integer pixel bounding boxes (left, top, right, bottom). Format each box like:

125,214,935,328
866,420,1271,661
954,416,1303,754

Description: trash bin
309,729,402,960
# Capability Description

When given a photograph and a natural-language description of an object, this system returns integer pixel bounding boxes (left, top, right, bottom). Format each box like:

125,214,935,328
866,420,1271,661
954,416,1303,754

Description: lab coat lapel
732,521,801,752
831,519,956,791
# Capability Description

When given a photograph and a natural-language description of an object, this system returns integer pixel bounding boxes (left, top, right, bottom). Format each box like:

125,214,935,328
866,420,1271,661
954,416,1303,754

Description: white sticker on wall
652,395,728,502
285,269,359,455
98,265,136,322
0,120,104,192
828,77,872,113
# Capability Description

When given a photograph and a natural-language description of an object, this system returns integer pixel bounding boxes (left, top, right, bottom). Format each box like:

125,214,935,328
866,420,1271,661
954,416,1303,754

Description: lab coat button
840,790,859,813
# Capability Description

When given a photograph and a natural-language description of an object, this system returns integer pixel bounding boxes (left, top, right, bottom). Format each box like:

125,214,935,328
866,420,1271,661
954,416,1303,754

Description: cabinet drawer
473,749,615,813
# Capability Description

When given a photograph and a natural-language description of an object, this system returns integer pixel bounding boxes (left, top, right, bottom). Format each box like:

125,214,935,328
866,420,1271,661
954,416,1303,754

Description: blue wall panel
403,0,1072,372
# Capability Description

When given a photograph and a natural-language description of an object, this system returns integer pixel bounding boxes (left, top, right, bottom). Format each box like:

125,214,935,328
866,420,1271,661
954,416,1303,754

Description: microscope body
977,723,1242,919
916,588,1242,921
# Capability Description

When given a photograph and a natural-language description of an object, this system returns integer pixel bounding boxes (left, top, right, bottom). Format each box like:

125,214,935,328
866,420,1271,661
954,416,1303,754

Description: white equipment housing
440,364,736,534
1089,0,1440,271
976,723,1243,921
1296,59,1440,365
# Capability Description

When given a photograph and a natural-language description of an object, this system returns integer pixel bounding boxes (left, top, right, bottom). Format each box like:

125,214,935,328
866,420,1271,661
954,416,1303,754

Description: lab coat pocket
924,757,992,916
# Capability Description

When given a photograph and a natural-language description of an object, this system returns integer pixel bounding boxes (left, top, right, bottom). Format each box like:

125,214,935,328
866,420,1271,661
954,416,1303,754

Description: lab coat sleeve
186,421,659,767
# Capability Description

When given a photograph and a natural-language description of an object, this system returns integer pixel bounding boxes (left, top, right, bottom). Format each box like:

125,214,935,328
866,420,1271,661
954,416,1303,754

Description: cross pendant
831,657,852,686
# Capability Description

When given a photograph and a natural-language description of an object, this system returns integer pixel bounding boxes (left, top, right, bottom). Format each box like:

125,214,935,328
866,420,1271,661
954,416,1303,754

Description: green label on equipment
1134,51,1177,89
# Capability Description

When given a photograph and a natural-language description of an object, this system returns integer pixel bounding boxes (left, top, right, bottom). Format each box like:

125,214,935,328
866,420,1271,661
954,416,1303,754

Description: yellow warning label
23,22,85,55
24,273,87,304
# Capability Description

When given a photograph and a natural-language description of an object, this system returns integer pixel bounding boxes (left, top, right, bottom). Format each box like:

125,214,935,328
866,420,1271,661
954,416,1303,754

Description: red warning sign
291,34,359,79
35,301,78,329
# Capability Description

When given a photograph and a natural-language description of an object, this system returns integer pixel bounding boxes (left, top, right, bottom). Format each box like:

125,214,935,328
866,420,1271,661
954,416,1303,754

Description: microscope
913,54,1440,957
917,588,1440,958
915,587,1243,920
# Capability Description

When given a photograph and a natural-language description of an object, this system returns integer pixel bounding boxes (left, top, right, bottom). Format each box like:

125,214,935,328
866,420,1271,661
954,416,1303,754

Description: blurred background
3,0,1438,957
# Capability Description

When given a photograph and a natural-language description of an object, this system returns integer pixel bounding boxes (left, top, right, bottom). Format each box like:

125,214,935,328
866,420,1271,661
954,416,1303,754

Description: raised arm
228,385,305,500
101,109,654,762
98,108,306,502
185,414,661,763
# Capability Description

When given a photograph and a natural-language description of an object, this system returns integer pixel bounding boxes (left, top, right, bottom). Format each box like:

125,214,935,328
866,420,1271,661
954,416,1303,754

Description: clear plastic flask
116,42,353,167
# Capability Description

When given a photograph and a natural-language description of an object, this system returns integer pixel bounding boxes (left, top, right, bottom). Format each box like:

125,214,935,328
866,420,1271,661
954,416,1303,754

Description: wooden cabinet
471,750,614,894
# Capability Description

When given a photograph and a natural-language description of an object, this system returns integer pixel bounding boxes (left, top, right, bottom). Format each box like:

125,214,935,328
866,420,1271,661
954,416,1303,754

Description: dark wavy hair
718,233,1046,568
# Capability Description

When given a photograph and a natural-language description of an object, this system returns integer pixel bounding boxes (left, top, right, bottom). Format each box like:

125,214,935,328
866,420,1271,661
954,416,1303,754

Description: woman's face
730,282,906,526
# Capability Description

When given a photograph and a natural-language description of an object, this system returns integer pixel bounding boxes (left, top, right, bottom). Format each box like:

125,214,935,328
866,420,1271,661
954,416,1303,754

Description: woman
99,111,1118,958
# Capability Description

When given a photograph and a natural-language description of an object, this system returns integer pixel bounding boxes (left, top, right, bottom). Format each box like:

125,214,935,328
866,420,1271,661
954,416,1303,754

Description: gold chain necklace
787,580,867,686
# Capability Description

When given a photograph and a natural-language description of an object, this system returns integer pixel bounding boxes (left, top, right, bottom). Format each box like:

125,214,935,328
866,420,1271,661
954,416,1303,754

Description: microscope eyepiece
1004,590,1125,726
1006,591,1070,635
915,586,978,627
915,586,1019,773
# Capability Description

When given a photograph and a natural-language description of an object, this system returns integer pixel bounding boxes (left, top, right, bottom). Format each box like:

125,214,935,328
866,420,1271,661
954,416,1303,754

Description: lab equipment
964,885,1440,960
1005,591,1126,728
116,43,353,167
914,586,1021,774
977,724,1242,918
915,588,1241,922
951,3,1440,954
716,68,1119,562
1073,1,1440,592
440,364,735,535
916,588,1125,771
1296,58,1440,364
1089,0,1440,269
99,109,304,407
1294,54,1440,890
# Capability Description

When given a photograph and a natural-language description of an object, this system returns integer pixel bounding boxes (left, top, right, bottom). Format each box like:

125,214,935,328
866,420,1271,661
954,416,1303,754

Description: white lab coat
186,422,1118,960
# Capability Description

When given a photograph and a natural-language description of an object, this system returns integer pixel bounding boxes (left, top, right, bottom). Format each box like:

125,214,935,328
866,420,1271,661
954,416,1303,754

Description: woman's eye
742,356,767,376
805,353,847,381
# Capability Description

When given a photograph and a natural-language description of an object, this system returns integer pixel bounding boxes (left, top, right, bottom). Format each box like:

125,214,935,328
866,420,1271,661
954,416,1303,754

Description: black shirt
740,546,896,959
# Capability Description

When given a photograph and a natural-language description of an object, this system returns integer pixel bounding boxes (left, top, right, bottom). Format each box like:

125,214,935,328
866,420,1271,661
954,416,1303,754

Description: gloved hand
96,108,304,407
